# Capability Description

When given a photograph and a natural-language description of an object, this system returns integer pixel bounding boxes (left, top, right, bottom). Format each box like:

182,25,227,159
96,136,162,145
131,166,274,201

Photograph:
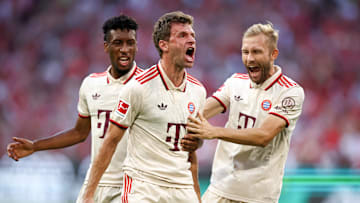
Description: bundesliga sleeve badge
115,99,130,118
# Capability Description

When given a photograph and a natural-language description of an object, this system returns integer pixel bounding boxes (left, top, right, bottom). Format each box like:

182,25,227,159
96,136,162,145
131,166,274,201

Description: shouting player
82,11,206,203
187,22,305,203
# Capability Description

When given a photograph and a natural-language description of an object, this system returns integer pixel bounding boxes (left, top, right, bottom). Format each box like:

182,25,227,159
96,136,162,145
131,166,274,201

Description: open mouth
248,66,260,72
185,47,195,63
118,57,130,66
186,47,195,57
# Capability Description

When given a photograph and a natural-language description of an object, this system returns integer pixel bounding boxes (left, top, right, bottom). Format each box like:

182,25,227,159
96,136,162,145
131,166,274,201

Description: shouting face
167,22,196,69
241,34,277,84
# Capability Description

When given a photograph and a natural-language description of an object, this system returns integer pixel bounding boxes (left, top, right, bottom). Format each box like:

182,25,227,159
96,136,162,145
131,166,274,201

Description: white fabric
110,61,206,188
209,66,305,203
77,62,143,187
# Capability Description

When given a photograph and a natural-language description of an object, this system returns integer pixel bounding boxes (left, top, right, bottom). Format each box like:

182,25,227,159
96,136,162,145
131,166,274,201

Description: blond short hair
243,22,279,51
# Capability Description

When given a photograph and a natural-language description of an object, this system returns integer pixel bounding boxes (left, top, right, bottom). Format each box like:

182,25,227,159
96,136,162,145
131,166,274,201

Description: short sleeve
269,86,305,127
110,81,142,129
77,77,90,117
198,86,207,114
212,75,234,113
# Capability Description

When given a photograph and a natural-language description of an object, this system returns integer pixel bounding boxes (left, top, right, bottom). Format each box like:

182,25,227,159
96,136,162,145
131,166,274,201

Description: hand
186,113,217,140
7,137,35,161
181,134,202,152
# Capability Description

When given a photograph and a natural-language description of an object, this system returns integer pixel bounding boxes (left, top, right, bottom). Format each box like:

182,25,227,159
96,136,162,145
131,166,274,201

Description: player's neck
160,59,185,87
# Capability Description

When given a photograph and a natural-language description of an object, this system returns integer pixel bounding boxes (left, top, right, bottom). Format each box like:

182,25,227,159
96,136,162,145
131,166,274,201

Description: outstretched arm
7,116,91,161
82,123,126,203
187,113,286,147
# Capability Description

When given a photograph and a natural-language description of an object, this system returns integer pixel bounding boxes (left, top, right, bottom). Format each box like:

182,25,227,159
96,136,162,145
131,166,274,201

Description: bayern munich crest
188,102,195,114
261,100,272,111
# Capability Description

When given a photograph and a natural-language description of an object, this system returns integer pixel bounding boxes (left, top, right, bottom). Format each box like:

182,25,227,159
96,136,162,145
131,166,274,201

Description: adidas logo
157,103,167,110
234,95,243,101
92,93,101,100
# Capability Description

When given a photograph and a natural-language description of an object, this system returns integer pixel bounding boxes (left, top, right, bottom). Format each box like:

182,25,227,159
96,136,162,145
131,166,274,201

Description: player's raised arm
82,122,126,202
7,116,91,161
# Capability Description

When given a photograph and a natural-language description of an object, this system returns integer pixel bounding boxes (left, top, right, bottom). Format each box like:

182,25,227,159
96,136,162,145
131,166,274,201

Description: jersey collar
157,60,187,92
250,65,282,91
106,62,138,85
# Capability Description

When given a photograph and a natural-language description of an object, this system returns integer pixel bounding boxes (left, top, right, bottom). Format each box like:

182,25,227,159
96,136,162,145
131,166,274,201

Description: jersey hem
269,112,289,127
212,96,227,113
110,119,128,129
209,185,273,203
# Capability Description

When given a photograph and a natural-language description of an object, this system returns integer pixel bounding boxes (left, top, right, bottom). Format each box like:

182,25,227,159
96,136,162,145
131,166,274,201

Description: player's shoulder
187,73,206,95
187,73,204,88
231,73,250,80
276,74,305,97
134,65,159,85
276,74,302,90
80,70,107,87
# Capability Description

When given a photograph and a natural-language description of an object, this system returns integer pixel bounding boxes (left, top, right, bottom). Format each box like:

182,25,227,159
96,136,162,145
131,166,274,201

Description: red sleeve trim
269,112,289,127
110,119,128,129
78,113,90,118
212,96,227,113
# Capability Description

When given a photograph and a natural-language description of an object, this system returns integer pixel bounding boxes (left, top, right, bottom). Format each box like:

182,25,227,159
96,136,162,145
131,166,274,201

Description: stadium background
0,0,359,202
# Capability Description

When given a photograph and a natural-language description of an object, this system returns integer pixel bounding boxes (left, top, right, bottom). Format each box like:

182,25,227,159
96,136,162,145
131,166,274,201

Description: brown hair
152,11,193,57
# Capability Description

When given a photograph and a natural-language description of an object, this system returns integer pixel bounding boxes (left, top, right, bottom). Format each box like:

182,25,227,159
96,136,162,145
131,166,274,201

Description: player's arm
82,122,126,202
180,97,223,152
187,113,286,147
189,151,201,202
203,97,225,119
7,116,91,161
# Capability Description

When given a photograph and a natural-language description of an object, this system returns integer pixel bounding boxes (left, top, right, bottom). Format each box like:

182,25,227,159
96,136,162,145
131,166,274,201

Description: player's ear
271,48,279,61
104,41,109,53
159,40,168,53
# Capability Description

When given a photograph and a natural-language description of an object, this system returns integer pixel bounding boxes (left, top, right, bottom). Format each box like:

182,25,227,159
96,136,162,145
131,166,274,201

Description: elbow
258,140,270,148
78,133,89,143
257,135,273,148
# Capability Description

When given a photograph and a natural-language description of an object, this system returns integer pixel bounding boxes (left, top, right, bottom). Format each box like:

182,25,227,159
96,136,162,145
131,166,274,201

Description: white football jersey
77,63,143,186
209,66,305,203
110,61,206,188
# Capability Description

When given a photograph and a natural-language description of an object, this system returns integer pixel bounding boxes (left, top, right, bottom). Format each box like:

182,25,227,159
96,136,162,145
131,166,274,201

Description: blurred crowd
0,0,360,202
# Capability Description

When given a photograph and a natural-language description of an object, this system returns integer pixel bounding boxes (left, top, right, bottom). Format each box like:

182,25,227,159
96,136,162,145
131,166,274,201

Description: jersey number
166,123,186,151
97,110,112,138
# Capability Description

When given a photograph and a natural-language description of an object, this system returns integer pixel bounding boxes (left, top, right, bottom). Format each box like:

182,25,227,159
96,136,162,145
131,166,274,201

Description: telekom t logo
97,110,112,138
237,112,256,129
166,123,186,151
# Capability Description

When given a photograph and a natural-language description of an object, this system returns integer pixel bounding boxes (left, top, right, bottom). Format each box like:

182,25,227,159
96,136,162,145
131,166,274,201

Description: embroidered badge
188,102,195,114
261,100,272,111
282,97,295,109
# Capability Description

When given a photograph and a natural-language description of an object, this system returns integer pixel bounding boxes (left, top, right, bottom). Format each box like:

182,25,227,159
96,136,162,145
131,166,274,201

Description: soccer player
82,11,206,203
7,15,143,203
186,22,305,203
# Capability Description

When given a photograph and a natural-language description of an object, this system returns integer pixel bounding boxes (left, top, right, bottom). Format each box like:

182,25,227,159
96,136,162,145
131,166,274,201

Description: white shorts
76,184,122,203
121,174,198,203
202,189,246,203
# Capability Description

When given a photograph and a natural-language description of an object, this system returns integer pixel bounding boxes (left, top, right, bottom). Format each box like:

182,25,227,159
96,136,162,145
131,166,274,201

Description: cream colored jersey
77,63,143,186
110,61,206,188
209,66,305,203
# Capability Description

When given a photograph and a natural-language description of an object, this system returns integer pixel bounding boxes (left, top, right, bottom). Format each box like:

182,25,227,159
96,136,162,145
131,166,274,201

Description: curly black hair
102,15,138,42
